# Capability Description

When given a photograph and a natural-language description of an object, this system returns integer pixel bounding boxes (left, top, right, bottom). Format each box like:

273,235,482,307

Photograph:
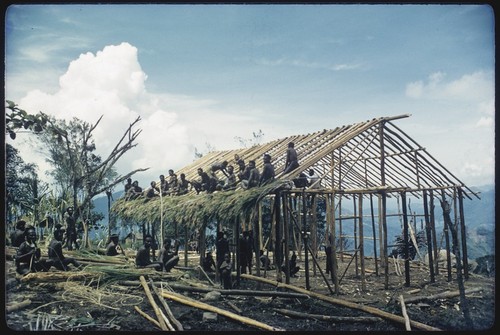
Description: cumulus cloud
12,42,242,186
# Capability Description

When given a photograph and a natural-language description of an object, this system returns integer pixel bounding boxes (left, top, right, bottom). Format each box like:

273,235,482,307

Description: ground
4,248,496,332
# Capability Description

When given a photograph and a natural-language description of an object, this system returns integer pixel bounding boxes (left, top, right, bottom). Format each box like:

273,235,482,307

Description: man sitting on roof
241,160,260,189
259,154,275,186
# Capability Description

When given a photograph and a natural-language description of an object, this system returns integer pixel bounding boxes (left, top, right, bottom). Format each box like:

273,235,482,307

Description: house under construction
112,114,480,293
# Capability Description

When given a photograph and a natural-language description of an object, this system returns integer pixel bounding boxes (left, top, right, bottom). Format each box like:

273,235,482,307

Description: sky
4,4,495,191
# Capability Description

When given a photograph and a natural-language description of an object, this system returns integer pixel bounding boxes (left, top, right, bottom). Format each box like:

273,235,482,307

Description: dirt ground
4,248,496,332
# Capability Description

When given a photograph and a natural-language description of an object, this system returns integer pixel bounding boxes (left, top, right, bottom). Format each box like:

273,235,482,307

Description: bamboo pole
139,276,169,330
369,194,379,276
160,290,283,331
150,281,183,331
134,306,161,329
240,273,441,331
275,308,382,323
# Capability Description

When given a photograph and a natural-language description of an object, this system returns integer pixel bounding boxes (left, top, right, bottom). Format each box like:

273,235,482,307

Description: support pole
430,190,439,275
282,193,290,284
423,190,435,283
274,192,282,283
353,195,359,277
369,194,379,276
401,192,410,287
302,191,310,290
358,194,366,291
441,190,452,281
458,188,469,280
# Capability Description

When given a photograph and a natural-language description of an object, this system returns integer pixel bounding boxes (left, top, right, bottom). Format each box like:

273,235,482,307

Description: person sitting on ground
105,233,124,256
135,234,163,271
283,141,299,174
282,251,300,277
15,226,51,275
159,238,180,272
219,252,232,289
203,251,216,272
48,226,82,271
259,154,275,186
10,220,27,247
145,181,160,199
259,249,273,270
241,160,260,189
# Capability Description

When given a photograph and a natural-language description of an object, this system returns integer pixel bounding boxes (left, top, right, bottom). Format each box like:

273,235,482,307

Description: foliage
390,229,426,260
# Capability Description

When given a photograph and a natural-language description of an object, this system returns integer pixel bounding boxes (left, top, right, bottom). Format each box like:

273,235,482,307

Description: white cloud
13,43,209,186
405,70,493,102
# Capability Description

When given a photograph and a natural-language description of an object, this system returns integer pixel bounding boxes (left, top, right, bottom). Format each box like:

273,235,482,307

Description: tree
5,144,46,224
6,101,149,243
234,129,265,148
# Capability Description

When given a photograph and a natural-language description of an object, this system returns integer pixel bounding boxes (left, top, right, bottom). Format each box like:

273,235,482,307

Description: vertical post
184,223,189,267
235,216,240,286
441,190,452,281
401,192,410,286
423,190,435,283
331,194,339,294
369,194,379,275
429,190,439,275
353,195,358,277
358,194,366,291
274,192,282,283
199,221,207,268
458,188,469,280
381,191,389,289
282,193,290,284
302,192,310,290
311,195,318,276
258,202,263,251
254,204,261,279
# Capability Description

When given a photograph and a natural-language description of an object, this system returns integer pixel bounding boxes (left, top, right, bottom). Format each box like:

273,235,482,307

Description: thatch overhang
111,114,478,227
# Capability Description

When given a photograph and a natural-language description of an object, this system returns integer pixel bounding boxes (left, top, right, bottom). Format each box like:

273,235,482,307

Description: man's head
288,142,295,148
54,228,65,241
263,154,271,163
197,168,203,175
144,234,153,248
249,160,256,168
25,226,37,242
16,220,26,230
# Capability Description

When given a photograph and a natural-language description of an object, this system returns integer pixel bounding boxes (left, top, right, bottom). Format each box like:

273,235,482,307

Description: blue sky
5,4,495,189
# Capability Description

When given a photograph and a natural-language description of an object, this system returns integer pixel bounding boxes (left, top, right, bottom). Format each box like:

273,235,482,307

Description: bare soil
4,249,496,332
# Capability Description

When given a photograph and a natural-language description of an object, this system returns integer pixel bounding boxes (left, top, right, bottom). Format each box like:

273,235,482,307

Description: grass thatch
111,180,291,228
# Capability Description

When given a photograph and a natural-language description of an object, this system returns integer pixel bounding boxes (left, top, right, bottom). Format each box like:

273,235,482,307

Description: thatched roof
112,114,477,226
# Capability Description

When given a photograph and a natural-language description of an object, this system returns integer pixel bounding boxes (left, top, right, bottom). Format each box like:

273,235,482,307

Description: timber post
401,191,410,286
423,190,435,283
458,187,469,280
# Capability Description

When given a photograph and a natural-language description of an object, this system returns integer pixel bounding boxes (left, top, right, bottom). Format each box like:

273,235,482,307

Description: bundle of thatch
111,180,291,228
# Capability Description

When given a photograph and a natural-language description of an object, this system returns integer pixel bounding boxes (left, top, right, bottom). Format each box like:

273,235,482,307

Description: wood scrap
160,289,284,331
134,305,161,329
6,299,31,313
275,308,382,323
239,273,441,331
398,295,411,331
404,287,483,304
